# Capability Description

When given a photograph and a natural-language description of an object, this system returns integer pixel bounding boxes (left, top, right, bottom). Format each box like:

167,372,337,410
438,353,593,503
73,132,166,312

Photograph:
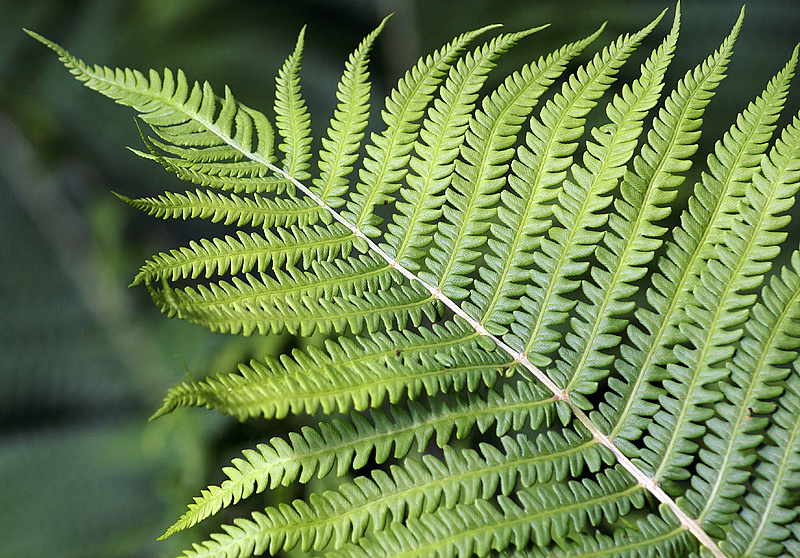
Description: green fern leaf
604,6,743,457
118,189,320,230
274,26,312,185
685,109,800,533
131,225,353,285
152,321,509,419
640,45,797,489
504,514,696,557
426,25,605,298
29,5,800,558
157,379,562,537
314,16,389,210
130,140,293,194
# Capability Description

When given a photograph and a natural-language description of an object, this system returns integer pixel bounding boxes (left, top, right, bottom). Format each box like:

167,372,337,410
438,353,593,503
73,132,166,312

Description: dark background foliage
0,1,797,556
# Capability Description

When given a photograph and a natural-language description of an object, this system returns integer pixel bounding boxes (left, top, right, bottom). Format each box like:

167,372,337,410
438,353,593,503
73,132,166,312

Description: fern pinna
28,3,800,557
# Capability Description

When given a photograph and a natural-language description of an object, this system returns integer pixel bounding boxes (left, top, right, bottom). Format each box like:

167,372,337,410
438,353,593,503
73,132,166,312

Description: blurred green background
0,1,797,557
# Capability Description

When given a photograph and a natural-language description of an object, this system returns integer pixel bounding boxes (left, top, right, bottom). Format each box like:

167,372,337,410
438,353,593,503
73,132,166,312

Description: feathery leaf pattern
28,4,800,557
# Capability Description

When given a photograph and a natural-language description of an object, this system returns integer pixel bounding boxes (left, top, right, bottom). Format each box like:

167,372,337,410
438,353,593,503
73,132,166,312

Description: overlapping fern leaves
28,3,800,557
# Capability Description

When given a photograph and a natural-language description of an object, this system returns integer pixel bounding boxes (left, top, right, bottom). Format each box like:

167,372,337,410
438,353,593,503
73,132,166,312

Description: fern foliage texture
29,4,800,557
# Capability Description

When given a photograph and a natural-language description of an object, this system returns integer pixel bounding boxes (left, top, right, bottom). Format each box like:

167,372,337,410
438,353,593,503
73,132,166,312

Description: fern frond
145,28,549,337
25,30,289,201
274,26,312,184
604,7,743,455
640,47,797,488
32,7,800,558
159,379,559,538
471,11,665,340
686,112,800,533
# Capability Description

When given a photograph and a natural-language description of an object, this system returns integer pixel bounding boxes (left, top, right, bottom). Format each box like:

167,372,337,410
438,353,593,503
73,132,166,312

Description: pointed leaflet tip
671,1,681,34
24,29,76,65
516,23,551,41
734,5,746,33
23,28,49,46
110,191,132,204
651,7,669,30
148,400,176,422
24,29,66,59
588,21,608,42
789,42,800,67
295,24,307,50
473,23,504,35
377,12,394,28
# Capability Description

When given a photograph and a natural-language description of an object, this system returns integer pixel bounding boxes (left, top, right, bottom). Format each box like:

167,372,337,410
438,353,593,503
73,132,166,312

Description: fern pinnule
274,26,312,186
311,16,390,214
128,218,352,285
641,47,797,488
471,11,665,341
135,149,294,192
147,257,437,336
153,329,508,420
511,11,679,398
119,188,321,230
684,107,800,533
132,134,293,194
427,25,605,299
604,8,744,454
503,513,696,558
133,223,353,285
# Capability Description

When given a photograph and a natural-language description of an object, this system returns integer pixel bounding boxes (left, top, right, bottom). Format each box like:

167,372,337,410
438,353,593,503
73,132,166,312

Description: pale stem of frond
30,25,729,558
250,156,727,558
133,72,724,550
